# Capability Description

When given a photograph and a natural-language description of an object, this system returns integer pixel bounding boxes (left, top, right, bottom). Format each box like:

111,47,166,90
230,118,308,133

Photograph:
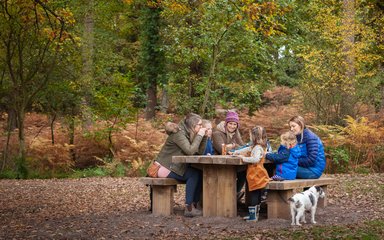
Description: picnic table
172,155,246,217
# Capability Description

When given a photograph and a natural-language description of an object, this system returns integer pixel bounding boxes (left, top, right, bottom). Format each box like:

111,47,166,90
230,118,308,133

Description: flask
221,143,227,155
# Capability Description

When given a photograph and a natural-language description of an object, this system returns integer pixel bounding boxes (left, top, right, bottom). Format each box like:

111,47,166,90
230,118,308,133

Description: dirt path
1,174,383,239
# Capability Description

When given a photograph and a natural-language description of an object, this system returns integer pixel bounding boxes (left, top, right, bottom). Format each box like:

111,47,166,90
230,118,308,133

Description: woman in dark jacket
155,113,208,217
288,116,326,179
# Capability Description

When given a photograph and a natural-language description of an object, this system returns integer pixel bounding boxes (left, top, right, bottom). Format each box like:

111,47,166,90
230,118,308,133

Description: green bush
326,146,350,173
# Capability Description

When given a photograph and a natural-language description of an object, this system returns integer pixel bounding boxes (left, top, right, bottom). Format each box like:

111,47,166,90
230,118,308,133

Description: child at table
266,131,302,181
202,120,214,155
231,126,270,222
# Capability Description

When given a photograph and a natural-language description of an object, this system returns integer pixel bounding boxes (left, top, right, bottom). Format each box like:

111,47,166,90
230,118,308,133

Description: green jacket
156,121,207,176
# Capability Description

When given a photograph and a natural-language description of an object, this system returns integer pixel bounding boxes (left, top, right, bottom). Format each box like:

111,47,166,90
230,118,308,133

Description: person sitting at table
266,131,303,181
155,113,209,217
288,115,326,179
231,126,270,222
202,119,214,155
212,111,246,201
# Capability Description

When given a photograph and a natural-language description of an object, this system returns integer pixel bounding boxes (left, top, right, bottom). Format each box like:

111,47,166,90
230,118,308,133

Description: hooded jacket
155,120,207,176
266,144,304,180
296,128,326,178
212,121,244,155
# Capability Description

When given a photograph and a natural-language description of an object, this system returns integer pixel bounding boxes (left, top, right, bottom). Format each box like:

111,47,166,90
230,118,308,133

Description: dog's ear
315,186,321,192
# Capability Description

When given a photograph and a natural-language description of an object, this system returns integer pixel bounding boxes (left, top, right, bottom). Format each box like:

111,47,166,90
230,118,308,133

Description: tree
160,0,287,116
137,0,164,120
293,0,383,124
0,0,75,176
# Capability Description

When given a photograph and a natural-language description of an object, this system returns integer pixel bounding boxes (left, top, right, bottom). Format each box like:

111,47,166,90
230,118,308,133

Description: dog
289,185,325,226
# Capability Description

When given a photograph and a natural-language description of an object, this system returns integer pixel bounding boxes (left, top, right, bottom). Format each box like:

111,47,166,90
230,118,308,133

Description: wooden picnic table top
172,155,246,165
172,155,272,165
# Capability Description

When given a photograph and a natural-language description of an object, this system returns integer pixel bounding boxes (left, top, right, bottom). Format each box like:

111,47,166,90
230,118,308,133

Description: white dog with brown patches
289,186,325,226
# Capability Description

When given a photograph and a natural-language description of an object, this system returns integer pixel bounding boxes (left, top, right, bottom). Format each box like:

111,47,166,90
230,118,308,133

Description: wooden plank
318,185,328,208
152,185,174,216
216,165,237,217
267,189,293,219
198,156,213,164
203,165,218,217
267,178,336,190
172,155,244,165
203,165,237,217
140,177,183,186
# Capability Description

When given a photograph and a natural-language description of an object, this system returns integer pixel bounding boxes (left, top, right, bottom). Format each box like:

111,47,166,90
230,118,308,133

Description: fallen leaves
0,174,383,239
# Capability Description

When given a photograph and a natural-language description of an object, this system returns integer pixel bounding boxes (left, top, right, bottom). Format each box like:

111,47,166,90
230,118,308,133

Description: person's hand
226,143,236,150
197,127,207,136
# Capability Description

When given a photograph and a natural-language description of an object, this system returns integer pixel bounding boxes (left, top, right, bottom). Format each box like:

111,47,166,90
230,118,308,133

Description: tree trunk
5,109,17,131
201,44,219,116
1,114,14,171
68,116,76,162
160,88,169,113
340,0,356,121
140,3,163,120
50,114,56,145
81,0,95,128
16,108,27,178
145,83,157,120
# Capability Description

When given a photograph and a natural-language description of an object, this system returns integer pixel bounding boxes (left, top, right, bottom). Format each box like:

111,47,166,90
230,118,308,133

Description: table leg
203,165,237,217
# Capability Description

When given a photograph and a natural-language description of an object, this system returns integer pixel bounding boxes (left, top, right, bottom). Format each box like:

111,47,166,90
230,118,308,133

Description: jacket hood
216,121,226,133
164,122,180,135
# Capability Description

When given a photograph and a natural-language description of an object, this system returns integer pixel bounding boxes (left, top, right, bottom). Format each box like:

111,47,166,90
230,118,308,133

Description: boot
244,205,260,222
184,204,202,217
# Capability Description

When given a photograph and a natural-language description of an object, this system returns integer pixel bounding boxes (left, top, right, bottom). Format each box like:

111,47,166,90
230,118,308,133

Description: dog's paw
312,221,317,224
291,222,296,226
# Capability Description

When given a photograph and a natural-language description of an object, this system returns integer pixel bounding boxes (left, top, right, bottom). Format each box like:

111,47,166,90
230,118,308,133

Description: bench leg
267,189,293,219
318,185,328,208
151,185,176,216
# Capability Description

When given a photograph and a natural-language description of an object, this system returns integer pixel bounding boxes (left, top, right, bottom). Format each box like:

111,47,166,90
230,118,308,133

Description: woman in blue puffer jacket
288,116,326,179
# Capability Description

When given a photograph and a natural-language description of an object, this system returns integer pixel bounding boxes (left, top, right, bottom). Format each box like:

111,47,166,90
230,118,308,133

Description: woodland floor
1,174,383,240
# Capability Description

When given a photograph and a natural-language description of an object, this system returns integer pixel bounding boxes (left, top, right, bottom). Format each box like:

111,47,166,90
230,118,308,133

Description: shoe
184,205,203,217
245,205,260,222
271,175,285,181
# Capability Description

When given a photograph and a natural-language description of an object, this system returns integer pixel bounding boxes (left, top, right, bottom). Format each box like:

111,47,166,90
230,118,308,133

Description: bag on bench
147,161,160,178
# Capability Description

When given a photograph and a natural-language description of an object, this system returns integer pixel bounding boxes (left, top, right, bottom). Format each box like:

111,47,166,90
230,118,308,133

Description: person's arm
173,130,204,155
298,132,319,167
232,146,252,156
197,136,208,155
241,145,264,163
212,131,226,154
266,147,289,163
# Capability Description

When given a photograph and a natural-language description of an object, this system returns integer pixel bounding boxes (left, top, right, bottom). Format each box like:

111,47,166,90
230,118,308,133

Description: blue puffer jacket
296,128,326,178
266,144,302,180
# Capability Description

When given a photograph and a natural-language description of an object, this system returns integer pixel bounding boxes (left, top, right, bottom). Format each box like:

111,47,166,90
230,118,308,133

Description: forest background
0,0,384,179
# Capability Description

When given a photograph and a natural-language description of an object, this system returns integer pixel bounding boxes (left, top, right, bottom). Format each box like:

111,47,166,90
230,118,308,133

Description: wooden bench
140,177,184,216
266,177,336,219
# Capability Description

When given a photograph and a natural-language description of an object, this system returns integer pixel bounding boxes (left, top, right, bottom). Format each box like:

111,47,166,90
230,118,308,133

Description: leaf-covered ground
1,174,383,239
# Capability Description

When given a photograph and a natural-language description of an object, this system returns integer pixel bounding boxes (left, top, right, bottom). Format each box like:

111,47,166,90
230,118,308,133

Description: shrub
315,116,384,173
